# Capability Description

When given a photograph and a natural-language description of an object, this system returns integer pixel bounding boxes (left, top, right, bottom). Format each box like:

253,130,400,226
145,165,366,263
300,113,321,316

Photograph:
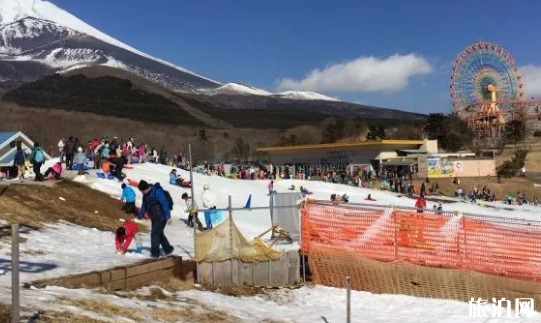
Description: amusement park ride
450,42,541,138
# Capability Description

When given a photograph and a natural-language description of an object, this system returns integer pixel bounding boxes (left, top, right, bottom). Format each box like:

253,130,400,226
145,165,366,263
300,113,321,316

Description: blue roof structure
0,132,17,145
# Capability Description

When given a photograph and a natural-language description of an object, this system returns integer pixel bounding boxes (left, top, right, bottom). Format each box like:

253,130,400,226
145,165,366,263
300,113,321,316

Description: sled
124,165,134,169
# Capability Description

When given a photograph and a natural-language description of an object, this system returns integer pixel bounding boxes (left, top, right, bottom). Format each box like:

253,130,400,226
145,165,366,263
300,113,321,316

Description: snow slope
198,82,341,101
0,161,540,321
0,0,218,84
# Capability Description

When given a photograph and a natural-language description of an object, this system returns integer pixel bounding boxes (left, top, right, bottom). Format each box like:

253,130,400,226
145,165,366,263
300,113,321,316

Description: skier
201,183,217,230
181,193,203,229
115,219,142,254
137,180,174,258
120,183,138,216
29,142,45,181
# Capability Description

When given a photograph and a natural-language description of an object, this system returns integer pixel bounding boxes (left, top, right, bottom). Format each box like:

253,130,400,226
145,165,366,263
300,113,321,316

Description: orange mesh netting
301,201,541,282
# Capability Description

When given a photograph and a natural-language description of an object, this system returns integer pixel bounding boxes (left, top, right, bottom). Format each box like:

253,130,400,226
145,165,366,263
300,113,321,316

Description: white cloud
520,65,541,97
278,54,433,93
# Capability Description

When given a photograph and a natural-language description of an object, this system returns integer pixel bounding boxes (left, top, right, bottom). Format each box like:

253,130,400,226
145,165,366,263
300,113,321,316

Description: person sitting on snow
181,193,203,230
44,162,63,180
115,219,142,254
169,169,184,186
109,155,127,181
300,186,312,197
73,147,88,175
365,194,376,201
120,183,138,216
341,194,349,203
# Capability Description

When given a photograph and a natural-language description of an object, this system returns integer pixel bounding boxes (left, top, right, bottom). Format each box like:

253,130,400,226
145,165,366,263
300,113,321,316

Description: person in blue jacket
13,143,26,180
120,183,138,216
137,180,174,258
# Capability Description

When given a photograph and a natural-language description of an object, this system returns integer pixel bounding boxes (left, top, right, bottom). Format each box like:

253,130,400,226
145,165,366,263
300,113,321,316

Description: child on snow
73,147,88,175
43,162,63,180
115,219,142,254
120,183,138,216
181,193,203,229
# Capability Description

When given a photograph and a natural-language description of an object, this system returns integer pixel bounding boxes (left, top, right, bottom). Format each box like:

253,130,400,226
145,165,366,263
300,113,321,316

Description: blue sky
50,0,541,113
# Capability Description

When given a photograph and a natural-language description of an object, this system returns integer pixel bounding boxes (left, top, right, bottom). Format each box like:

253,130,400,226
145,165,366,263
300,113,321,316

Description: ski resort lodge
256,139,496,178
0,131,52,167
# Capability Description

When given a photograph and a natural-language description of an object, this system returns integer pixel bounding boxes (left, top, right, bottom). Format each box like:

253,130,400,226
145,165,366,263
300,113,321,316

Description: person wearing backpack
29,142,45,181
137,180,174,258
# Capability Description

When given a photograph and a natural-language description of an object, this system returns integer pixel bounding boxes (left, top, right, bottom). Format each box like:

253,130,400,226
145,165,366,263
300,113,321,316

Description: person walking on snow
415,195,427,213
137,180,174,258
73,147,88,175
115,219,142,254
13,143,26,180
120,183,138,216
58,137,65,163
268,180,275,195
201,184,217,229
64,136,76,170
30,142,45,181
181,193,203,230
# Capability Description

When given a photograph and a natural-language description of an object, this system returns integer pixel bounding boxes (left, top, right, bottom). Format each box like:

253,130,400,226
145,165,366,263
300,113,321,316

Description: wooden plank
110,268,127,281
125,268,174,289
125,257,175,277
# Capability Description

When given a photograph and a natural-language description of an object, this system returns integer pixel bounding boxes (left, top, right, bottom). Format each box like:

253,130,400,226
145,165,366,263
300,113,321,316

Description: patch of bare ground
152,299,242,323
35,311,110,323
199,283,268,297
0,181,147,233
0,303,10,323
57,296,143,321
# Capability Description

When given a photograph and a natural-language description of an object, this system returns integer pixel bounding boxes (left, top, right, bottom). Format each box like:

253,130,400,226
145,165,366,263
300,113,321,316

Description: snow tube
210,210,224,225
127,178,138,187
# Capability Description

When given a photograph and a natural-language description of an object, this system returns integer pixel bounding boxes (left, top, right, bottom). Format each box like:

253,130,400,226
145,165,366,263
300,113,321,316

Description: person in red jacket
415,195,427,213
115,219,142,254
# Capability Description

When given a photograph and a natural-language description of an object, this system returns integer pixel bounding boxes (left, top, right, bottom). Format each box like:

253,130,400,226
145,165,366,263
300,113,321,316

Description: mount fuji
0,0,343,103
0,0,221,91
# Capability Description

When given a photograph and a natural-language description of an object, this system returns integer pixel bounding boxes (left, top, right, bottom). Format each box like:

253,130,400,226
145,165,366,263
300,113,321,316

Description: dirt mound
0,180,142,232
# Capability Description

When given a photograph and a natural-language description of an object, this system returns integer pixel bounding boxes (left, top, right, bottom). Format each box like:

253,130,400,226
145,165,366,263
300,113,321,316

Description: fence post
188,144,197,260
229,195,234,285
12,223,20,323
392,205,398,261
346,276,351,323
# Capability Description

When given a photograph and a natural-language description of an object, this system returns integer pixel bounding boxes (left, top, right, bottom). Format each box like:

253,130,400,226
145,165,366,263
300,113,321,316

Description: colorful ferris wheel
450,42,525,137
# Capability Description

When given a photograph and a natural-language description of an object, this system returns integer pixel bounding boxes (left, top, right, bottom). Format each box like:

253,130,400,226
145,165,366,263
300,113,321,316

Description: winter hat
138,180,150,191
121,183,126,189
203,184,210,190
34,142,40,147
181,193,188,199
77,147,83,153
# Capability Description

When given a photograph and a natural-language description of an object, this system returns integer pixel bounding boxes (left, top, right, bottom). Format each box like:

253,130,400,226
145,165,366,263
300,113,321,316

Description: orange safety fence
301,200,541,282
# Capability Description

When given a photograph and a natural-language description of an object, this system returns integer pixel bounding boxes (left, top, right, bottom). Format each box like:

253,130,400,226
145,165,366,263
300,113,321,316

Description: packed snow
0,0,219,84
1,161,540,322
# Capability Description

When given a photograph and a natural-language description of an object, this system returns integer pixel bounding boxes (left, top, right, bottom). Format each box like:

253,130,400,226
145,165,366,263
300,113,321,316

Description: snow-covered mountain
0,0,344,103
0,0,220,90
198,82,340,102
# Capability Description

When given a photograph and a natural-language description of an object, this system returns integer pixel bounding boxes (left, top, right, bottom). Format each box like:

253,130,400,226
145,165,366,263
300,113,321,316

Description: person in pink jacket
44,162,63,180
